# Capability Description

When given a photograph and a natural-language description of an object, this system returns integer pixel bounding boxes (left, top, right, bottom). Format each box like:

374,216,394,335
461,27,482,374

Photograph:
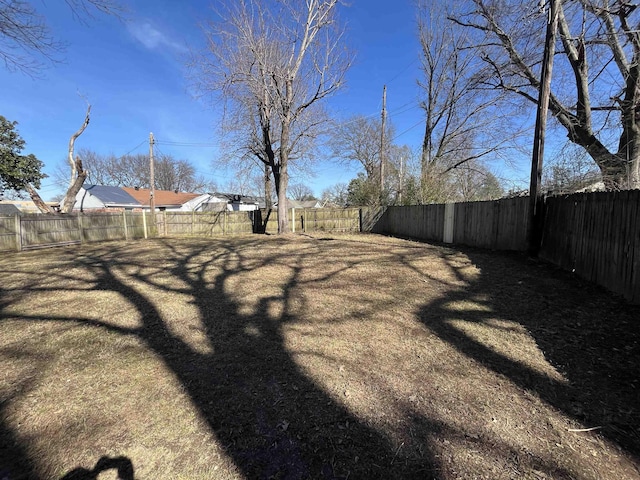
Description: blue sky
0,0,531,201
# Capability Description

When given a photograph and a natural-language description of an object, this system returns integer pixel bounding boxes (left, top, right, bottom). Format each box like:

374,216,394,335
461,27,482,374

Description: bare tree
417,0,512,203
192,0,352,233
450,0,640,190
448,161,505,201
59,103,90,213
0,0,124,74
329,115,394,179
328,114,396,205
543,144,602,193
320,182,348,206
288,182,315,201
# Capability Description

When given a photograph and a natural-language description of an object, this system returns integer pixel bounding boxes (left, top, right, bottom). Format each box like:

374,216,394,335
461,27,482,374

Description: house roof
210,192,261,204
82,184,140,206
0,203,22,215
279,199,322,209
122,187,200,207
0,200,58,213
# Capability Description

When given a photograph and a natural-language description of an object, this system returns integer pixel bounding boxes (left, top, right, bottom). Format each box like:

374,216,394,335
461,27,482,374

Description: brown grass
0,234,639,479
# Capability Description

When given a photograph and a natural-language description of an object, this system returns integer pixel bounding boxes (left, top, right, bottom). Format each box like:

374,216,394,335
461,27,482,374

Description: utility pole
380,85,387,196
529,0,558,256
398,154,404,205
149,132,156,218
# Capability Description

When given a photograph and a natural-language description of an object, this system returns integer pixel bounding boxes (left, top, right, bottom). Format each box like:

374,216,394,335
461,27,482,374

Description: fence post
443,203,455,243
291,207,296,233
142,210,148,239
14,214,21,252
163,210,168,237
77,211,84,243
223,210,227,235
123,210,129,240
192,210,195,235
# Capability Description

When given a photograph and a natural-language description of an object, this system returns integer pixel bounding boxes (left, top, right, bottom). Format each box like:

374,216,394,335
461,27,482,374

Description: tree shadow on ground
414,245,640,469
65,237,438,479
2,236,637,479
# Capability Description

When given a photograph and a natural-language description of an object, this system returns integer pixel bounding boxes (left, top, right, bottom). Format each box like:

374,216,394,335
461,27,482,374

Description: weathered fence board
382,205,445,242
379,198,529,251
162,211,255,236
360,207,385,233
0,215,18,251
262,207,362,234
452,198,529,251
0,208,366,252
158,208,362,237
20,214,81,249
540,190,640,303
375,192,638,303
0,212,148,251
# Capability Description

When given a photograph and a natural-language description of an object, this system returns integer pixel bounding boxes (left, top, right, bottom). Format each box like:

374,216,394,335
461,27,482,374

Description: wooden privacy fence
0,207,369,252
159,210,256,236
539,190,640,303
159,207,365,236
375,192,639,303
380,197,530,251
0,211,149,251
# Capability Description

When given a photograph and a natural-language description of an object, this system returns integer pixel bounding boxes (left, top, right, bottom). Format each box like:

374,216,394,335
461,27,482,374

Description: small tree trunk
25,184,54,213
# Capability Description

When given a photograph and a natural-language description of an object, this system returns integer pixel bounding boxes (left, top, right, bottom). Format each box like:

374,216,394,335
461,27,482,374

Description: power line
119,139,147,157
391,119,424,141
386,58,420,85
155,140,219,147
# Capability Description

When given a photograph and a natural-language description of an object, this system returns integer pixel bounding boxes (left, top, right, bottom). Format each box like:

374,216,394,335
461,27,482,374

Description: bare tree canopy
449,0,640,190
329,115,394,179
0,0,124,74
192,0,352,233
416,0,513,203
288,182,315,201
53,149,216,193
320,182,348,206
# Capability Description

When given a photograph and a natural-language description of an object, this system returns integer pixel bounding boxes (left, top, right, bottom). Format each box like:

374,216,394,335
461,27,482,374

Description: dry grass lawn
0,234,638,479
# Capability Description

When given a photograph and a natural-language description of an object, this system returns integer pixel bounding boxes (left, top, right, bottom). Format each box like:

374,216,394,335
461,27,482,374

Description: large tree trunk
61,158,88,213
276,82,292,234
60,105,91,213
276,160,289,234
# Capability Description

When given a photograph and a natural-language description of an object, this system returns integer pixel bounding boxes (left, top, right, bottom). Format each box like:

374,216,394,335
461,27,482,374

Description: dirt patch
0,234,638,479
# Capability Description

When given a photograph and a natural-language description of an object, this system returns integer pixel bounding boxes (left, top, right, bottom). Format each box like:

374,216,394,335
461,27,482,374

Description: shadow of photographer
59,456,134,480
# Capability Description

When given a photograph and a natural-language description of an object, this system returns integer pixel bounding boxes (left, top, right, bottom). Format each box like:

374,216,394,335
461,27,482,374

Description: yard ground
0,234,638,480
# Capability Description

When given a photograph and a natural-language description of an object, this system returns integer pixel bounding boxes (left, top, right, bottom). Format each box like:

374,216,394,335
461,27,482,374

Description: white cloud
127,20,188,54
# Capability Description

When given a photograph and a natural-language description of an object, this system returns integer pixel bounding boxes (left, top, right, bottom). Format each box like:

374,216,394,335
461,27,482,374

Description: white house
194,193,261,212
75,185,141,211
